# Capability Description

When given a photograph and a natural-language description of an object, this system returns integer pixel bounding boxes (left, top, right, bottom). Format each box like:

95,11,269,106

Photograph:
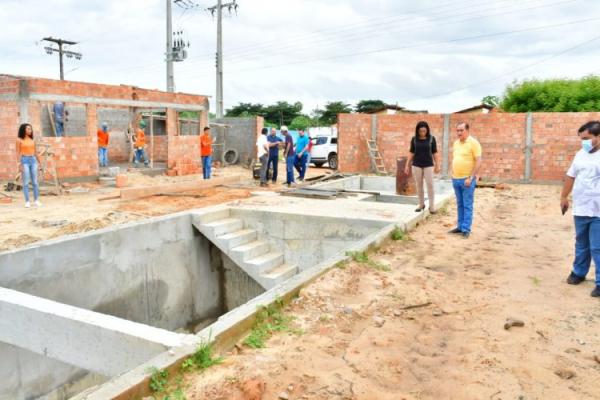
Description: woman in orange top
16,123,42,207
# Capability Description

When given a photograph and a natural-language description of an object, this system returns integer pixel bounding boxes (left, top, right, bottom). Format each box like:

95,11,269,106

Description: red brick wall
0,76,210,179
167,136,201,176
338,112,600,182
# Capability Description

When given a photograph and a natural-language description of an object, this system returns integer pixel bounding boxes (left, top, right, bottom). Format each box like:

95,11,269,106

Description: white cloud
1,0,599,114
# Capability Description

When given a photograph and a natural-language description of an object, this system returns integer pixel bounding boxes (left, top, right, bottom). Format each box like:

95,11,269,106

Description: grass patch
243,299,302,349
391,226,407,241
335,259,349,269
345,251,391,272
149,367,169,394
181,341,223,372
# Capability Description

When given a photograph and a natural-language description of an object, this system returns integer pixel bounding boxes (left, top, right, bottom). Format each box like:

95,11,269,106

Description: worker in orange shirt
97,122,110,167
134,120,149,167
200,126,213,179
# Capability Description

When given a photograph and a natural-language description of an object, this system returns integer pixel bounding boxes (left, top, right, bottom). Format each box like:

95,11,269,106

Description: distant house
363,104,428,115
454,104,497,114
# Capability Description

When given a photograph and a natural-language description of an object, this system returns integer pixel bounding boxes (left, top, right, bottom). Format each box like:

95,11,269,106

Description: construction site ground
177,184,600,400
0,164,329,252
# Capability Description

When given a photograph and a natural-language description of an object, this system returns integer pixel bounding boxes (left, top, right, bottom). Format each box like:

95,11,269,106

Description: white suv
310,136,338,170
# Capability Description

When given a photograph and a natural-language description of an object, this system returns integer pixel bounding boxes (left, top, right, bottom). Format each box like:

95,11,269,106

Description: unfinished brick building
338,112,600,183
0,75,210,180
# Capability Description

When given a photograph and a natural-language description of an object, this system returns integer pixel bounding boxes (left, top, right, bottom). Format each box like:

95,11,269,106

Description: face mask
582,139,594,152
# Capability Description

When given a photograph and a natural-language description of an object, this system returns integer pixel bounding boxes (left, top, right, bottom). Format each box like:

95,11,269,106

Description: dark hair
578,122,593,134
261,127,268,135
203,126,210,132
457,122,470,130
18,123,32,140
588,122,600,136
415,121,431,138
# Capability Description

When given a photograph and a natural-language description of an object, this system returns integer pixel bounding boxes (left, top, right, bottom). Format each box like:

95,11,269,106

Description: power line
172,0,578,74
176,16,600,78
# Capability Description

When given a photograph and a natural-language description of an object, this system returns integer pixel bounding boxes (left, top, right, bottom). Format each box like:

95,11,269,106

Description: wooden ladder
366,139,387,175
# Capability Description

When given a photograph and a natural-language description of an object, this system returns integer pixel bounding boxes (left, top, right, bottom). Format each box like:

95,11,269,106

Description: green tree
320,101,352,125
289,115,311,131
501,76,600,112
263,101,303,127
225,103,265,117
355,99,386,113
481,95,500,108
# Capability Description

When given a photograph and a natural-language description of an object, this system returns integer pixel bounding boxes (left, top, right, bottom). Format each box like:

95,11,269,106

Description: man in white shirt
256,128,271,187
561,121,600,298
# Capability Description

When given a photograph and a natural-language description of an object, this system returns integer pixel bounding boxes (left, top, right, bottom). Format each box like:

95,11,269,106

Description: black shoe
567,272,585,285
462,232,471,239
448,228,462,234
591,286,600,297
415,205,425,212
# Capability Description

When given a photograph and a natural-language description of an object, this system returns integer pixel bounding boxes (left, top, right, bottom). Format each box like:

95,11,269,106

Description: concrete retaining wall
0,213,235,400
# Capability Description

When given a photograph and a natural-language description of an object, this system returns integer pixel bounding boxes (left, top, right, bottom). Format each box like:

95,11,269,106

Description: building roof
363,104,428,114
454,104,496,114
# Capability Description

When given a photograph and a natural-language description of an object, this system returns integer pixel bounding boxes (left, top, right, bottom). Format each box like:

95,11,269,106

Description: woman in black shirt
404,121,440,213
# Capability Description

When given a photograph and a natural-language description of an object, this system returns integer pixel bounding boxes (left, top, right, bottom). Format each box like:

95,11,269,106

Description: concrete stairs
192,209,297,290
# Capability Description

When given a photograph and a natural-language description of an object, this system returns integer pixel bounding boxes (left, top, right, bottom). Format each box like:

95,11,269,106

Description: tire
222,148,239,165
328,153,338,170
313,162,325,168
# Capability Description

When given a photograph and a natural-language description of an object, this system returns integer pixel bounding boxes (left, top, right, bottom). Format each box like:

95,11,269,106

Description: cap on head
139,120,147,128
101,122,108,130
280,125,288,132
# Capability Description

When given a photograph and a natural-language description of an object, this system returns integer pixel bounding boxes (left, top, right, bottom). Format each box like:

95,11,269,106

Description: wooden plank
47,104,57,137
119,175,241,201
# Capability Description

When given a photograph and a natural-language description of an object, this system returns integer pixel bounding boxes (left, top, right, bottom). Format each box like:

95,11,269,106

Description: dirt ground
0,164,330,251
180,184,600,400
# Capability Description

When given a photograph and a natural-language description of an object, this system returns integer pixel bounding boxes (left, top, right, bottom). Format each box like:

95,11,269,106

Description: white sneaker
25,202,31,208
34,200,42,207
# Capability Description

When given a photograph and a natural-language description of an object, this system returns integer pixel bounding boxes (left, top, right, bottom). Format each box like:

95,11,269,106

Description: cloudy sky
2,0,600,114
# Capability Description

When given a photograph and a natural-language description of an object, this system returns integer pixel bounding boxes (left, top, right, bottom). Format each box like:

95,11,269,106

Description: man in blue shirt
52,102,66,137
294,129,310,181
282,126,295,187
266,128,283,183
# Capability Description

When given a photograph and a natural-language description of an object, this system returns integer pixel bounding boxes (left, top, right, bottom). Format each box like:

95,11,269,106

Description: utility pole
42,37,82,81
207,0,238,118
166,0,175,92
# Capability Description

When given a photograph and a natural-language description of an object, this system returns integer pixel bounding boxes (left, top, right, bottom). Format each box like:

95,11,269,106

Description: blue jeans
202,156,212,179
572,216,600,286
21,156,39,202
452,178,477,233
98,147,108,167
55,120,64,137
267,154,279,183
286,156,295,184
135,148,148,165
294,153,308,180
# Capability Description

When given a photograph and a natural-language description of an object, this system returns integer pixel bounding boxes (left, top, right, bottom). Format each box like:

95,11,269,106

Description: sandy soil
0,164,331,251
180,184,600,400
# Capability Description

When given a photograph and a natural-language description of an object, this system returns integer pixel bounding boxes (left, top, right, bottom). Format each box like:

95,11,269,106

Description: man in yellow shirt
449,122,482,238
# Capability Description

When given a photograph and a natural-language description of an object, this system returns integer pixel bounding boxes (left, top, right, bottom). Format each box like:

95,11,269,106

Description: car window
331,138,338,144
315,137,328,145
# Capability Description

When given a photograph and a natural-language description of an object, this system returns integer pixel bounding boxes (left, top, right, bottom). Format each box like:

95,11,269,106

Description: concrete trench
0,176,454,400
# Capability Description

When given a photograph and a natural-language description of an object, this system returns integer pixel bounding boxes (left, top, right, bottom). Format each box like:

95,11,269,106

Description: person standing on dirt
267,128,283,184
257,128,271,187
561,121,600,298
404,121,440,213
448,122,482,239
282,126,296,187
134,120,149,167
294,129,310,181
97,122,110,168
16,123,42,208
200,127,213,180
